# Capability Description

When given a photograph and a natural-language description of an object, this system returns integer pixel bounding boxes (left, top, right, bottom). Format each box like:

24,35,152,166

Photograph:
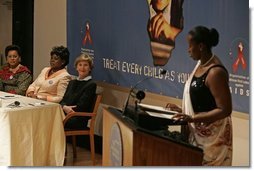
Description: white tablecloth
0,92,65,166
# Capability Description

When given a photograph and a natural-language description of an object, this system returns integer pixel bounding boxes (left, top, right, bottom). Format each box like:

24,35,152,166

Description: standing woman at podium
168,26,232,166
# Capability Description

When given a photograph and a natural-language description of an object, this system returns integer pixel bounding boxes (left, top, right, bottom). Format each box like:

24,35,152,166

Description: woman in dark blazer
60,53,96,130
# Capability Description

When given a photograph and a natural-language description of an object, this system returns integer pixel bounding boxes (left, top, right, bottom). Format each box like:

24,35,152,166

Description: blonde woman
60,53,96,129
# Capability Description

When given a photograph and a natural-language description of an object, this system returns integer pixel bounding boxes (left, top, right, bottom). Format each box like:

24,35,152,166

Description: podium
102,107,203,166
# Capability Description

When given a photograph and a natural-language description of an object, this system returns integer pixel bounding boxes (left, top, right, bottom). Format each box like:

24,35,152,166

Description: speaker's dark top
190,65,228,112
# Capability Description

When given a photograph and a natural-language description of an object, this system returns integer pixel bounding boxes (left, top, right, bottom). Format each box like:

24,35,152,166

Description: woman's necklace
48,68,57,77
200,54,215,67
9,64,21,73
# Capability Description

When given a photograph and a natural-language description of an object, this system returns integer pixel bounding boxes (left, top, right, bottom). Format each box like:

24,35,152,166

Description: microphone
123,69,167,115
131,89,146,102
7,101,20,108
14,101,20,106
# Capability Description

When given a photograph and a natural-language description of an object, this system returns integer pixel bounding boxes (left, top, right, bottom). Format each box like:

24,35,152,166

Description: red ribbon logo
82,22,92,45
232,42,246,73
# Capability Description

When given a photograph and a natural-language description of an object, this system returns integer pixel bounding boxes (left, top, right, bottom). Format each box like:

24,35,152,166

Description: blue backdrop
67,0,249,113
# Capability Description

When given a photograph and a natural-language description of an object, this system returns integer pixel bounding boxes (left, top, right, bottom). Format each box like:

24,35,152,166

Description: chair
63,94,102,165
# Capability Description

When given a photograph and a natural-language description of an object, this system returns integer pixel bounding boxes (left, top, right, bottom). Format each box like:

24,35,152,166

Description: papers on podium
138,103,178,120
146,111,174,120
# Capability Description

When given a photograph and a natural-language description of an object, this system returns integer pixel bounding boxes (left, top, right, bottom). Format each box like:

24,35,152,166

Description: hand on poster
147,0,184,66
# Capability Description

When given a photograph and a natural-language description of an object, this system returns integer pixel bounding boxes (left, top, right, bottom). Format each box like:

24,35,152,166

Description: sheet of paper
138,103,178,114
146,111,175,120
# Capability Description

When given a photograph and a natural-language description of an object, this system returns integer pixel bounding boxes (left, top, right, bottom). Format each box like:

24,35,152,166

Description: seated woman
26,45,71,103
0,45,32,95
60,53,97,130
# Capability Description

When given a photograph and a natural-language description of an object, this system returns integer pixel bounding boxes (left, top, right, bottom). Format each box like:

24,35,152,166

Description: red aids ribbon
232,42,246,73
82,23,92,45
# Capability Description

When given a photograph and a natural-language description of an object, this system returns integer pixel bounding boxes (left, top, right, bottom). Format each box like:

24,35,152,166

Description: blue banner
67,0,249,113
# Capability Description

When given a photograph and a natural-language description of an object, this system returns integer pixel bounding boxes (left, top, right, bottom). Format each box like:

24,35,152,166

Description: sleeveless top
190,65,228,112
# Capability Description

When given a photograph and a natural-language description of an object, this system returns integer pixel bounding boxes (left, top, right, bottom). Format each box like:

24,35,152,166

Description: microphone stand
122,77,152,116
122,69,166,117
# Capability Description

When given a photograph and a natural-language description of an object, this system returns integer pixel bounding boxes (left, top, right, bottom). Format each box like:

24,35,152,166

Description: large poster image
147,0,184,66
67,0,249,113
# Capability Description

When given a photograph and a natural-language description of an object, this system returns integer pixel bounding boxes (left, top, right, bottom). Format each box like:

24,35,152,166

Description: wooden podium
102,107,203,166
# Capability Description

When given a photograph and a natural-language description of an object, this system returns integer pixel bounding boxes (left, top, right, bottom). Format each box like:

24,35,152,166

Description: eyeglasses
7,55,19,58
50,55,61,60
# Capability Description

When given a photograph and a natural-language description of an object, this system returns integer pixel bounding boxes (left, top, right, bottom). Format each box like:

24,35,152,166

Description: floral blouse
0,64,32,95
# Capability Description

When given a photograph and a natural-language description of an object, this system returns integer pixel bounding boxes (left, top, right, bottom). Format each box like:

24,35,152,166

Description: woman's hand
27,92,37,99
63,105,77,114
165,103,182,113
172,113,194,123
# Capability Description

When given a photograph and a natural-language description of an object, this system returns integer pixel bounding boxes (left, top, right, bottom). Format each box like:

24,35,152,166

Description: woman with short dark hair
0,45,32,95
26,45,71,103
